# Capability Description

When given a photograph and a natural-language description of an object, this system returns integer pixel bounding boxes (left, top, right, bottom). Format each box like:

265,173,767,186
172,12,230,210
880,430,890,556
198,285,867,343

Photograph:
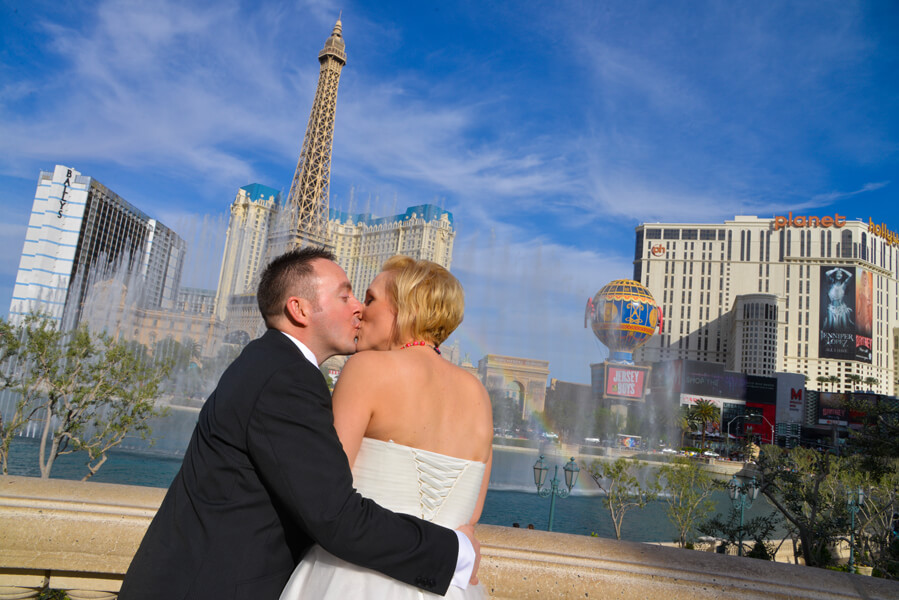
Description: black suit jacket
119,329,457,599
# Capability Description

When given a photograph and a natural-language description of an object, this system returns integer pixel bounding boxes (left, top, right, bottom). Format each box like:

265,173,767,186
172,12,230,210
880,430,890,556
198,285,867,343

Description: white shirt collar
281,331,319,366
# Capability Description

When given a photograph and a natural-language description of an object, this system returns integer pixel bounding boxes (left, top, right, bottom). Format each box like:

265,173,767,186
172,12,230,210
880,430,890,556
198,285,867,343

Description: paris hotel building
215,185,455,337
632,214,899,397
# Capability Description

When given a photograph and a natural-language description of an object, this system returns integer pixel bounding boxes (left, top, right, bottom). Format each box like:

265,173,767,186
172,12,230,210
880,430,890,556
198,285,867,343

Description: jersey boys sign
603,365,650,401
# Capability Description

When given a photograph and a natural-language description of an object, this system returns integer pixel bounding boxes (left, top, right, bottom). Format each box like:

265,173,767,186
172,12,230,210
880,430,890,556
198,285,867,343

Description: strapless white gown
280,437,487,599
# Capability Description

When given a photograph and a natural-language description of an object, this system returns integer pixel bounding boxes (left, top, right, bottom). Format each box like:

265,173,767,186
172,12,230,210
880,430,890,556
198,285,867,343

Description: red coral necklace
399,340,441,355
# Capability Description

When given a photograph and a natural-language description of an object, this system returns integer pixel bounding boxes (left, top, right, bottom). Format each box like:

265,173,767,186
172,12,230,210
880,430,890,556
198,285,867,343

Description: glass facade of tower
9,165,185,328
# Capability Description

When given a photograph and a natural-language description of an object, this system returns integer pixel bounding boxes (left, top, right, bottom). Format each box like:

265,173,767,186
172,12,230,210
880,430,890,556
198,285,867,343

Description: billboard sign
817,392,849,426
819,266,872,363
680,394,728,410
775,372,805,423
617,434,641,449
604,364,650,401
848,394,877,430
746,375,777,404
683,361,747,399
856,269,873,362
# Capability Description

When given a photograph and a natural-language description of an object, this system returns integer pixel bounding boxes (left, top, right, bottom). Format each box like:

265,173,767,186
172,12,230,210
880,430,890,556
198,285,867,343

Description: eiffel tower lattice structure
269,18,346,256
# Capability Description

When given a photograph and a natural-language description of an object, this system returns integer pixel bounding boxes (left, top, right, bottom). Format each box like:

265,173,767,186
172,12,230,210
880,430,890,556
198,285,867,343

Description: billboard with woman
818,266,872,363
856,269,873,362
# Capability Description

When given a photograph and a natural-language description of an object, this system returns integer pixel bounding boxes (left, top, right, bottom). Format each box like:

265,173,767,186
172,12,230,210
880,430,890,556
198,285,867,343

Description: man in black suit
119,248,476,599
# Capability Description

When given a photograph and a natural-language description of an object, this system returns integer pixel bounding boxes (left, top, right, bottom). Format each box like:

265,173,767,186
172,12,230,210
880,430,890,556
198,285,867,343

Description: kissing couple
120,247,493,599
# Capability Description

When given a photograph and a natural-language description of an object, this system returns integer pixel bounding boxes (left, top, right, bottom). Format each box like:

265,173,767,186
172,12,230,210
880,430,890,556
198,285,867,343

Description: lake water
5,437,779,542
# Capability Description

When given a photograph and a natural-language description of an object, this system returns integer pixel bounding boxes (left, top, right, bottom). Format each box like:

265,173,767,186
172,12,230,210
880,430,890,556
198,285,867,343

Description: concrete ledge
477,525,897,599
0,476,164,577
2,476,898,599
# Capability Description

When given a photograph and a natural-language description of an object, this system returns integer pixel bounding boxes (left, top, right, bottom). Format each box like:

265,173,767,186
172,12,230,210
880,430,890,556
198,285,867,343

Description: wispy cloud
333,87,573,205
1,0,896,378
0,0,324,192
0,0,572,221
811,182,890,204
544,1,890,226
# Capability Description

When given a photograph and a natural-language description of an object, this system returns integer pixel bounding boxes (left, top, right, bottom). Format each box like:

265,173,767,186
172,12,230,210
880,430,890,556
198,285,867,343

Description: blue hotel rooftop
239,183,283,204
329,203,453,226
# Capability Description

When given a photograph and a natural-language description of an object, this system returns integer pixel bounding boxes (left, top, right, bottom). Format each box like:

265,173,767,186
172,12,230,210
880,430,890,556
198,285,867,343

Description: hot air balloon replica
586,279,662,404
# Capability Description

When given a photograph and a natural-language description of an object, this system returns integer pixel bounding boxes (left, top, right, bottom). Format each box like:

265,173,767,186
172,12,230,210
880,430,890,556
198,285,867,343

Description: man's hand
457,524,481,585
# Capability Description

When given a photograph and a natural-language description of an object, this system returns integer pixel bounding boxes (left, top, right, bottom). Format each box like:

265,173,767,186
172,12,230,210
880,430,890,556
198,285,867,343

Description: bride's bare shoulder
343,350,392,369
449,362,487,389
339,350,403,382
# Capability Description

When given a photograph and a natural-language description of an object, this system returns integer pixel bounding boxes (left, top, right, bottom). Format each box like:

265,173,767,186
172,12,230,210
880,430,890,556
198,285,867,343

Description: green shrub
746,540,771,560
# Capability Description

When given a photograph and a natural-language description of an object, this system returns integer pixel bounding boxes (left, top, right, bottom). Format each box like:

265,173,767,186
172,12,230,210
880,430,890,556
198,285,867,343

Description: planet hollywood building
632,215,899,400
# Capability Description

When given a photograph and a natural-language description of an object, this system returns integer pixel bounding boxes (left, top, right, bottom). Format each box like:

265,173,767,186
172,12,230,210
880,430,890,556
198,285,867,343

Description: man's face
307,259,362,357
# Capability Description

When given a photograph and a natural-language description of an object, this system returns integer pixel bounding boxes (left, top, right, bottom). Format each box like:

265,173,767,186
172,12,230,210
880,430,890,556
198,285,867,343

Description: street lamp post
532,455,580,532
847,487,866,574
728,414,778,458
758,415,776,446
728,475,760,556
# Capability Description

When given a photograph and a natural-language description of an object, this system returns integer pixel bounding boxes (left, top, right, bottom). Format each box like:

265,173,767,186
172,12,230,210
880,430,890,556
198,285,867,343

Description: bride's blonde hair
380,256,464,346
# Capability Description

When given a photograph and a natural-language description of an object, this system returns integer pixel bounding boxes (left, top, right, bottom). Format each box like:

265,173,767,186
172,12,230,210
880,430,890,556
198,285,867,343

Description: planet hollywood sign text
772,212,846,231
771,212,899,247
869,219,899,247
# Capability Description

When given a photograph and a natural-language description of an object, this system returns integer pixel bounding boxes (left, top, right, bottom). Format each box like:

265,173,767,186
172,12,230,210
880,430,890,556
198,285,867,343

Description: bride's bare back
333,347,492,465
331,256,493,524
332,347,493,525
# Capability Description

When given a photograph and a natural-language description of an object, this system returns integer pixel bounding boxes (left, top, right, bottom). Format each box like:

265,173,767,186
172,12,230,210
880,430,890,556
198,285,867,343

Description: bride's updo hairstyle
380,255,464,346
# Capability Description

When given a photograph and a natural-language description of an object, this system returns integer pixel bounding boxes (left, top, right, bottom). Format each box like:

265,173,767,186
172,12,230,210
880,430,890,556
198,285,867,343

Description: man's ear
285,296,313,326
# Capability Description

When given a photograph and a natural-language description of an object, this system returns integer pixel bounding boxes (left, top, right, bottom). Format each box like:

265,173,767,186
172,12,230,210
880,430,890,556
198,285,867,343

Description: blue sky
1,0,897,383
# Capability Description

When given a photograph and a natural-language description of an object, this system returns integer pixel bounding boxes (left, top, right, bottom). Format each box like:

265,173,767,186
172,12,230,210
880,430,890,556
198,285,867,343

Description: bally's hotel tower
632,215,899,397
9,165,185,328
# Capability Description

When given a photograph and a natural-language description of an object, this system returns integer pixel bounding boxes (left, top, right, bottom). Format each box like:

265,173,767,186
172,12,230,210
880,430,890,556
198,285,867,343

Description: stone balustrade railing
2,475,898,599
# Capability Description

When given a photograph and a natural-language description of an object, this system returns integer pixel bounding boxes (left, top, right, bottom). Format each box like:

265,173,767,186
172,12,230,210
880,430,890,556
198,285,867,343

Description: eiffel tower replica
226,20,347,340
267,18,347,257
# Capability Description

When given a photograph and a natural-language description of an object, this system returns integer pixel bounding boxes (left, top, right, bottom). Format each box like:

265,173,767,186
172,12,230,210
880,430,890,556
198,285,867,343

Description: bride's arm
331,352,380,467
469,449,492,525
469,383,494,525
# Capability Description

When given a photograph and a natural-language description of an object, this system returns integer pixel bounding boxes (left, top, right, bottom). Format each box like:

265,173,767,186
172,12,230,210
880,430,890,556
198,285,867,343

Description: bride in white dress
281,256,493,599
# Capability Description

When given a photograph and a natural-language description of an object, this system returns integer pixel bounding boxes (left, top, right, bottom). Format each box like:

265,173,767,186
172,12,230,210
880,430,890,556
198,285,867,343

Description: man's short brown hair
257,247,335,326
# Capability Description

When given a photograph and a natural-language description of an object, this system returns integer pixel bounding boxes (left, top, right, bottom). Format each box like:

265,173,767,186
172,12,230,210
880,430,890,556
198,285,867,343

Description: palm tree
673,405,694,449
690,399,720,450
863,376,879,390
828,375,840,391
816,375,829,391
845,374,862,390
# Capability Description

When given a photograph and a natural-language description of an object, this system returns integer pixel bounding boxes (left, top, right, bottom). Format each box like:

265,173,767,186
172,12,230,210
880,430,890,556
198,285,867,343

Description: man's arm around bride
118,248,483,600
